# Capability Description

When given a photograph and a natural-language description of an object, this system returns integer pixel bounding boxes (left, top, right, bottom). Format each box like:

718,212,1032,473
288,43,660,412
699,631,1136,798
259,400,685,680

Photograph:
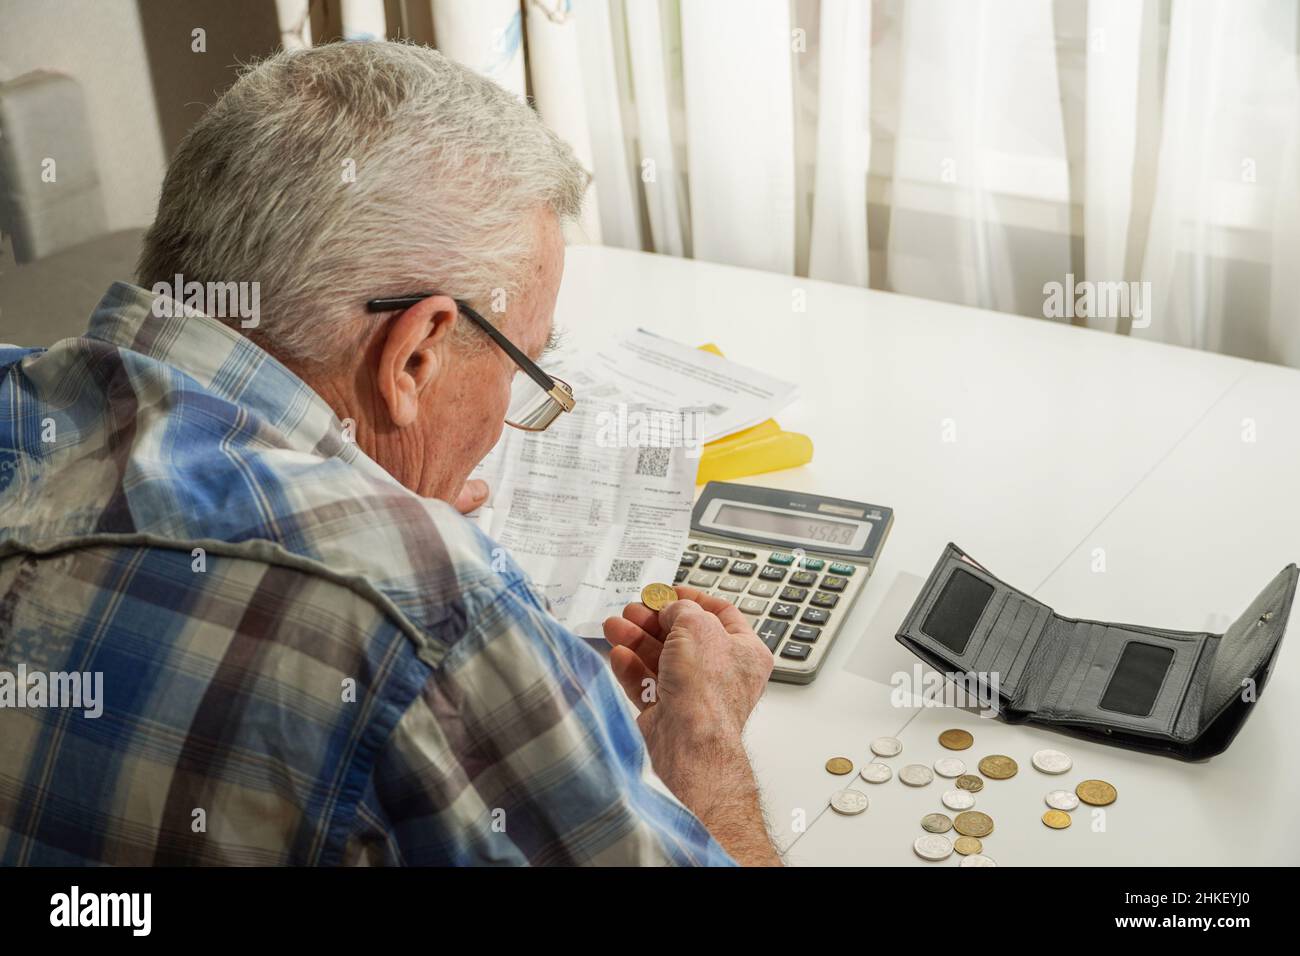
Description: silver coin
934,757,966,778
860,762,893,784
921,812,953,833
830,789,869,815
870,736,902,757
899,764,934,787
1045,789,1080,811
1031,748,1073,774
959,853,998,867
941,788,976,811
913,834,953,861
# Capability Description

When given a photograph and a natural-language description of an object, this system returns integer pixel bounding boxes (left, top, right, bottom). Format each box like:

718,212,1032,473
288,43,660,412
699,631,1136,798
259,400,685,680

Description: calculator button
759,566,787,582
828,562,856,576
748,581,778,598
719,576,747,592
799,558,825,571
700,555,729,572
820,575,848,592
770,603,798,620
738,597,769,615
756,618,788,651
710,591,738,605
673,568,688,584
679,553,699,567
768,553,795,566
801,607,830,625
810,591,839,609
688,571,719,588
779,586,808,603
779,642,811,661
789,571,818,587
791,624,821,642
729,561,757,577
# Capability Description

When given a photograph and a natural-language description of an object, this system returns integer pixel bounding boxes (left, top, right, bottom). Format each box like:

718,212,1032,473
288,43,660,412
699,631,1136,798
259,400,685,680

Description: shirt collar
85,281,362,466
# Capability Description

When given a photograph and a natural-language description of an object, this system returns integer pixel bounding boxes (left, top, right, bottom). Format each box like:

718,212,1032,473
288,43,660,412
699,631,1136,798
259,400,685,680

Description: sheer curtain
280,0,1300,368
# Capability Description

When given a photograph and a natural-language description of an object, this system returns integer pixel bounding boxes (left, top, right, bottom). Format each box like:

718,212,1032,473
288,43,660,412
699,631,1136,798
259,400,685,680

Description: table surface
558,244,1300,866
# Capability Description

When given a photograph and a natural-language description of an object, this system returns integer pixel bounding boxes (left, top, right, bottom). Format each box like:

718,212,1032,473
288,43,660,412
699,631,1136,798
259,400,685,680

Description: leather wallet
895,543,1298,760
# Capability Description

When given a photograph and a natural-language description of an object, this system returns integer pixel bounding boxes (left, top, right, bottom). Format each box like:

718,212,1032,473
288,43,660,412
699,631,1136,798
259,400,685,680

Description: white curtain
275,0,1300,368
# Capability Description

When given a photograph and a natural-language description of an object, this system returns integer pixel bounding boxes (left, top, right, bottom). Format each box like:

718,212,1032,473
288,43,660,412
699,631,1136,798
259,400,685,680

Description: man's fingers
603,614,664,673
619,602,662,639
668,588,753,636
452,478,489,514
608,645,656,712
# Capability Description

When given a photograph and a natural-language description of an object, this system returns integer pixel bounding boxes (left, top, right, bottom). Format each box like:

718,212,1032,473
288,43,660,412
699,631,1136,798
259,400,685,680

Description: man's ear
375,294,459,428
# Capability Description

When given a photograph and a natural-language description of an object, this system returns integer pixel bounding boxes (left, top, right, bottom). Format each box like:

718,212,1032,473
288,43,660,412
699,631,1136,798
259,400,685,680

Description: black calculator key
756,618,788,651
729,561,757,577
820,575,847,592
759,566,787,582
700,555,729,572
770,602,797,620
810,591,839,609
674,567,688,584
790,571,818,587
791,624,821,642
679,553,699,567
779,586,808,603
801,607,830,625
780,642,810,661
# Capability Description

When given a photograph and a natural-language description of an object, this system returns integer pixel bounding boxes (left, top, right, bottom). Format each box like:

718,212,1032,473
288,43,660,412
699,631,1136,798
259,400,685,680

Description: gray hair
137,41,588,369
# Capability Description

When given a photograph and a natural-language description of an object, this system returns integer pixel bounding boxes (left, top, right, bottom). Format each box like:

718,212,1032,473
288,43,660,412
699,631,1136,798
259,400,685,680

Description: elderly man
0,42,778,866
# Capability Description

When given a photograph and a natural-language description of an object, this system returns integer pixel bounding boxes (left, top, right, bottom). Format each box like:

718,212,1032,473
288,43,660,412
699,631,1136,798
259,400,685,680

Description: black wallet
895,544,1298,760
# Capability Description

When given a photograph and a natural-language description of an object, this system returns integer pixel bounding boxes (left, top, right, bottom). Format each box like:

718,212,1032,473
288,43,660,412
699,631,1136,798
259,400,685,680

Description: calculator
674,481,893,684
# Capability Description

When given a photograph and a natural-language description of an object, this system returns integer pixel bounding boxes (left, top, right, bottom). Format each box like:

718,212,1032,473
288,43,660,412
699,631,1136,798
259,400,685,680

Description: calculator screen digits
714,503,860,546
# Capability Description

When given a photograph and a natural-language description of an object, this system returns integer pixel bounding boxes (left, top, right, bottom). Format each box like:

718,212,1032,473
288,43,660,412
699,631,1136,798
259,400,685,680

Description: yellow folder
694,343,813,484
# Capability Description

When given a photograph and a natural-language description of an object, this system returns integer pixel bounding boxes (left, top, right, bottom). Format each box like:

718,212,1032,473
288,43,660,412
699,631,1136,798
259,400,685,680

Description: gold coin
939,728,974,750
952,810,994,838
640,582,677,612
1076,779,1118,806
953,836,983,855
825,757,854,776
978,755,1018,779
1042,809,1072,829
955,774,984,792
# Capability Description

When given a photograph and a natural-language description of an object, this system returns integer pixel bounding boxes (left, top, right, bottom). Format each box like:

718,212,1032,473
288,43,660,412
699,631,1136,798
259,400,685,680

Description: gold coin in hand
640,582,677,612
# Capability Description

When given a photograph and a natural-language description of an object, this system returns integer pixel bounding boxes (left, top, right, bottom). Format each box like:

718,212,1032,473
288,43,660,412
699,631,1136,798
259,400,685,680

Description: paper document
587,330,799,442
472,353,696,637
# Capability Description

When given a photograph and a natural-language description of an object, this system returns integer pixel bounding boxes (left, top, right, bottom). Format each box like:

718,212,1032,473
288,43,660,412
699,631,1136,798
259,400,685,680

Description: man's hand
602,586,779,865
452,479,489,514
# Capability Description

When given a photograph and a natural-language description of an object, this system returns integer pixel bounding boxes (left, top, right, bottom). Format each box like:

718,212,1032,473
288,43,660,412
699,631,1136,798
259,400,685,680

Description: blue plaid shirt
0,282,734,866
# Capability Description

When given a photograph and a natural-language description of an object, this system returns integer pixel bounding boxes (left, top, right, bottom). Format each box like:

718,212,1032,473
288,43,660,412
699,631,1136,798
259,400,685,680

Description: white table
558,244,1300,865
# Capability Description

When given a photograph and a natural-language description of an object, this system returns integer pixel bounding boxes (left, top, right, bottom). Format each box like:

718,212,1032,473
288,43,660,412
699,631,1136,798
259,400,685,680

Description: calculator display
713,503,860,547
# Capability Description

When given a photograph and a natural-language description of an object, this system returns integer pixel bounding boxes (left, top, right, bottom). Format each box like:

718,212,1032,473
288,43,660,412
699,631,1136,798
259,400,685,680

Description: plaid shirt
0,282,734,866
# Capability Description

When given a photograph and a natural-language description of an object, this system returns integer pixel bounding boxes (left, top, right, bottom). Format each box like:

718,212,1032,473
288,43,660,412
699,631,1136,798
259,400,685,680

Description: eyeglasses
365,293,576,432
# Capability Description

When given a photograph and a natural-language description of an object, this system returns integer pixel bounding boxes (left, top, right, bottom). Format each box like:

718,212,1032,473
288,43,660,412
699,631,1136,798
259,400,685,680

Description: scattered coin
934,757,966,778
956,774,984,793
939,728,974,750
978,755,1018,779
1076,779,1118,806
953,836,983,856
826,757,854,776
1045,789,1080,811
860,762,893,784
921,812,953,833
870,736,902,757
959,853,997,867
953,810,994,838
1042,809,1072,829
830,789,869,815
1031,748,1073,774
900,764,934,787
942,788,975,811
913,834,954,861
639,582,676,611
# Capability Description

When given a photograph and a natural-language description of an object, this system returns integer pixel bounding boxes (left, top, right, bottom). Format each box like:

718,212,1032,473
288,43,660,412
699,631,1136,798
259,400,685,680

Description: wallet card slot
903,559,1010,671
1004,604,1053,693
